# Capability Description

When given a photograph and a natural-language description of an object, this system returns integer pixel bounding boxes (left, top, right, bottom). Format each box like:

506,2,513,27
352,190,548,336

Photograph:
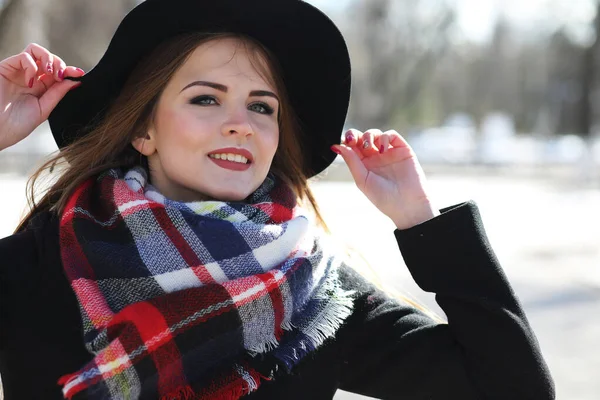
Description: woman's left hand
331,129,440,230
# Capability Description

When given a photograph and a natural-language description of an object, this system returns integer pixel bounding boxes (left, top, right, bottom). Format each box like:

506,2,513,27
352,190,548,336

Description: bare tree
345,0,455,130
579,0,600,138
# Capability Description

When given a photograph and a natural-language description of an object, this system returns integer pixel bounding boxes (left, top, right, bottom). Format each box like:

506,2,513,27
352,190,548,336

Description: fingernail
76,68,85,74
69,82,82,91
58,69,64,80
28,78,34,88
362,139,370,149
344,132,354,144
46,63,53,74
379,145,384,154
330,145,341,155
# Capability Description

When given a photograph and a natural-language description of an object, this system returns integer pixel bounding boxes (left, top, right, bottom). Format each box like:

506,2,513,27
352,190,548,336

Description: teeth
209,153,249,164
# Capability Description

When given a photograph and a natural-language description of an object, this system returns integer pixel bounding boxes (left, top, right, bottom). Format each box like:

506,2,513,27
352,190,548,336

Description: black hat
48,0,351,177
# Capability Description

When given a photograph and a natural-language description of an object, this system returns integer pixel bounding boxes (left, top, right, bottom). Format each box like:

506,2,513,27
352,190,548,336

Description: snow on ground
2,165,599,399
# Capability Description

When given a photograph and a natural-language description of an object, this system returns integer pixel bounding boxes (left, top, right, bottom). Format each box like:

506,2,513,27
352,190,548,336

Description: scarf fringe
305,289,356,348
58,372,85,399
304,273,356,347
247,335,280,355
201,365,270,400
160,385,194,400
57,373,77,386
245,283,355,359
58,167,356,399
275,286,356,372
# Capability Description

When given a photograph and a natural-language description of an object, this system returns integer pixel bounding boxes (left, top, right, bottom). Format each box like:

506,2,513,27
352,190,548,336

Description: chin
205,187,252,202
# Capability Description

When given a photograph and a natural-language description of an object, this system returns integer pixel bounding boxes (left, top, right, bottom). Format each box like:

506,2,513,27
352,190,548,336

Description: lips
207,147,254,172
209,157,251,171
207,147,254,163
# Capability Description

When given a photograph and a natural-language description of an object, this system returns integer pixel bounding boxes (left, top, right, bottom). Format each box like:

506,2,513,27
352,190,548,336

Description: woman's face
134,38,280,202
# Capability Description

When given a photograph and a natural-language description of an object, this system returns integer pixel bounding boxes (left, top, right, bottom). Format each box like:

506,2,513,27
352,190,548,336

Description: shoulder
0,209,59,264
0,209,62,302
337,264,434,325
0,227,36,259
333,264,439,364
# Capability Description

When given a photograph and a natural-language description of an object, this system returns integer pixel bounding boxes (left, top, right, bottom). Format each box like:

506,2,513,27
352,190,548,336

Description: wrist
393,202,440,230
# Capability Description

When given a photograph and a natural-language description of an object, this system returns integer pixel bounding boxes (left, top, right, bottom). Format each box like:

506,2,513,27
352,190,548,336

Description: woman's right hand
0,43,85,151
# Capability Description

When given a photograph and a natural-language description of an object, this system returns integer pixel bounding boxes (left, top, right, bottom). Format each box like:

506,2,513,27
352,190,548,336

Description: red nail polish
47,63,53,74
345,132,354,144
379,145,384,154
330,145,341,155
28,78,34,88
58,69,64,80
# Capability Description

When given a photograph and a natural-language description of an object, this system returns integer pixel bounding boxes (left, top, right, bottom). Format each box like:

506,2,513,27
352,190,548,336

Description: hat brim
48,0,351,177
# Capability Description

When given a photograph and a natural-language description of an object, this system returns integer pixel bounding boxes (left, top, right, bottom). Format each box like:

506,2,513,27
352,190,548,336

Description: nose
221,108,254,138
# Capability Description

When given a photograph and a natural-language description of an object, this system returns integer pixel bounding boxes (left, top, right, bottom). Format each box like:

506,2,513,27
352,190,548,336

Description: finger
52,56,67,81
39,64,85,89
342,129,360,147
358,129,381,157
33,59,46,79
331,144,368,189
20,53,39,88
386,130,411,149
386,131,417,159
349,143,365,162
341,129,366,161
24,43,54,76
38,79,81,120
62,65,85,79
0,52,39,87
375,133,391,154
38,72,58,90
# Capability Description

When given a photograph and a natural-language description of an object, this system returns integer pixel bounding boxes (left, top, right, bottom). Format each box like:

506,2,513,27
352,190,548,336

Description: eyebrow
180,80,279,102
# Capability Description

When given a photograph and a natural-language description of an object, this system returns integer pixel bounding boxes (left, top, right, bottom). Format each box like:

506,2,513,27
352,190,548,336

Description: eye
249,102,275,115
189,95,217,106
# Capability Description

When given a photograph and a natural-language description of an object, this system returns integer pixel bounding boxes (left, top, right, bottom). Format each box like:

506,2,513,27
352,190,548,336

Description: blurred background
1,0,599,399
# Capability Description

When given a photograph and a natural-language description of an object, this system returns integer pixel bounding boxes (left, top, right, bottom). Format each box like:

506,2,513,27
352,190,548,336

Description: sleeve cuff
393,200,510,297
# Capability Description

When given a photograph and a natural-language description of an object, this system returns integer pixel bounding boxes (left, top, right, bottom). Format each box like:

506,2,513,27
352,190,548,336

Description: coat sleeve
0,211,55,340
0,229,39,341
336,201,554,400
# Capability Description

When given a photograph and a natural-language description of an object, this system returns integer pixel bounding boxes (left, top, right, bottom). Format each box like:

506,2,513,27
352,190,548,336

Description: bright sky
0,0,595,45
454,0,596,44
306,0,598,45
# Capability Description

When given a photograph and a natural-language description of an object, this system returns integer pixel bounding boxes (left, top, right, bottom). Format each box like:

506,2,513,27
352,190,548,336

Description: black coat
0,201,554,399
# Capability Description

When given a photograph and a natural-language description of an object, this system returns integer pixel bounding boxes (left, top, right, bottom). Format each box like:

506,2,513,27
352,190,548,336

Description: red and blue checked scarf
57,166,354,400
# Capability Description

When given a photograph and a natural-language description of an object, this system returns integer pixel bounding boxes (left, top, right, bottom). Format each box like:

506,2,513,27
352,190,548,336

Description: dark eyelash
189,95,217,105
189,95,274,115
250,102,275,115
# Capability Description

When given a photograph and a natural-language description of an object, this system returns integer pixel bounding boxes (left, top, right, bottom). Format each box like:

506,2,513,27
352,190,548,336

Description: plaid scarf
57,167,354,400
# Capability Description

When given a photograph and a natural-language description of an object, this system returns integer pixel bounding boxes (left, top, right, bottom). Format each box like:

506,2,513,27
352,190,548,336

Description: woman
0,0,553,399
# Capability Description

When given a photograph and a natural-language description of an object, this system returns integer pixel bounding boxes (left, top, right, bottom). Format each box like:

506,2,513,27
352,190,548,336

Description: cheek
156,107,210,148
269,130,280,154
253,119,279,153
260,130,279,161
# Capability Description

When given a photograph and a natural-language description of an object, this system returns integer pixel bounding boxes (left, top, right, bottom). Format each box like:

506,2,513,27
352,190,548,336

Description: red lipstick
207,147,253,172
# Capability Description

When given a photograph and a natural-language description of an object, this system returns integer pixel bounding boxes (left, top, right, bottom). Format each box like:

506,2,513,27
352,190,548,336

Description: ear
131,127,157,156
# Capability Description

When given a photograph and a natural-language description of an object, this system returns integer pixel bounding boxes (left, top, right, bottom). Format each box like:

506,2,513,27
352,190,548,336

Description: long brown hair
14,32,444,323
15,32,326,233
